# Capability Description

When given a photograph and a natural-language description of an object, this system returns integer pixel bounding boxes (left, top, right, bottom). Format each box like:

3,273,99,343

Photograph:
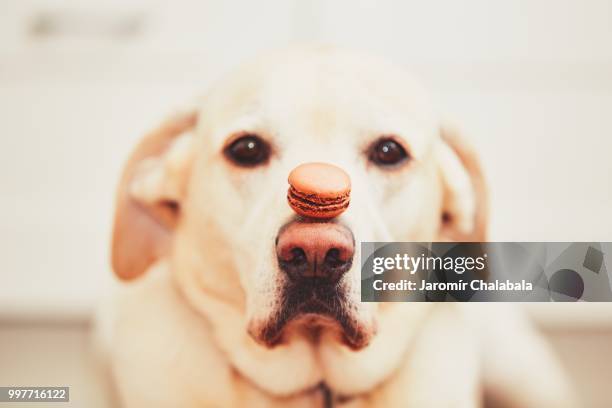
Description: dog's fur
108,48,577,407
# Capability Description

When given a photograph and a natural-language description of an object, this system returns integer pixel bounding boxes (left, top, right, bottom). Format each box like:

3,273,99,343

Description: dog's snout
276,222,354,283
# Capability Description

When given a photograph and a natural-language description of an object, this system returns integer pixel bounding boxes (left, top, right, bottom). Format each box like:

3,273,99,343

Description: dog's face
112,48,486,390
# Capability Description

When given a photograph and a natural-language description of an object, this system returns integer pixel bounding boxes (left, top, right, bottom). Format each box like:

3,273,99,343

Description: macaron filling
288,186,350,216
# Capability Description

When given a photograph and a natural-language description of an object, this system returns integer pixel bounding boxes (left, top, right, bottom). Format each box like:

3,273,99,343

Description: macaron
287,162,351,219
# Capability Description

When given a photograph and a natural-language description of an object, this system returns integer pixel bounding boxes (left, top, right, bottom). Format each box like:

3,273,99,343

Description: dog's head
111,47,487,391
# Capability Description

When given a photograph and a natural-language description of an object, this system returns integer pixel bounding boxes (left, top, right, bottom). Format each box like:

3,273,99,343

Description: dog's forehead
199,48,437,152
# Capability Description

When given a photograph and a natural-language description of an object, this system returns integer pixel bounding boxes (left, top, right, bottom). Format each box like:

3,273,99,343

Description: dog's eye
224,134,270,167
368,138,409,167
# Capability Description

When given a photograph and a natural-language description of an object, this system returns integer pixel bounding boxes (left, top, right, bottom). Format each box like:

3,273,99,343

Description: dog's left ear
436,125,488,241
111,111,197,280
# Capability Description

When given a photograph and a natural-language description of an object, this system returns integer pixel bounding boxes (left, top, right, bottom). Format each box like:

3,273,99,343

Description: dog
107,47,577,407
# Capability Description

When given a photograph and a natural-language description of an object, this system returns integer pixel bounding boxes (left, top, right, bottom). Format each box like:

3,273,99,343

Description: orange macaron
287,162,351,219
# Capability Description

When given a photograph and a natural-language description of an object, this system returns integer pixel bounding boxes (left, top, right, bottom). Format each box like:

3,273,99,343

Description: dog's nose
287,162,351,219
276,222,354,282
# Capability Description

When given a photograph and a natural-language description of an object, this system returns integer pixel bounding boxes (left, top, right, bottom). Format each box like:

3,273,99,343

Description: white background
1,0,611,322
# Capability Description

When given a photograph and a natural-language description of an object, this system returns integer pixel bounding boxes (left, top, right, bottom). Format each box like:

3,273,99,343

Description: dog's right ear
111,111,197,280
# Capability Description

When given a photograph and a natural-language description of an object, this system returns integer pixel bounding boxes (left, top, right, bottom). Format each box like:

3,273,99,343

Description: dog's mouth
251,279,372,350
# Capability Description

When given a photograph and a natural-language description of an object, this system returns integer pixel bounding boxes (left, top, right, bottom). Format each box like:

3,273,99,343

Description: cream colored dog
108,48,576,407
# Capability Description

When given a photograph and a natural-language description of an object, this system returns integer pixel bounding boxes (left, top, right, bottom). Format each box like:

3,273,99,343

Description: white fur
106,47,577,407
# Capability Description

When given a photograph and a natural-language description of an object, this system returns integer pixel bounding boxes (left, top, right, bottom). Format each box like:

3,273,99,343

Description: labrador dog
108,47,576,407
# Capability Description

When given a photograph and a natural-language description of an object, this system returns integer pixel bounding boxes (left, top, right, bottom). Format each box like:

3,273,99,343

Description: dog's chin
248,280,375,350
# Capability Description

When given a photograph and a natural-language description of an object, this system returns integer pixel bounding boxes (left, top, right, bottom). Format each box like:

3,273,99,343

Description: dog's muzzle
248,162,373,350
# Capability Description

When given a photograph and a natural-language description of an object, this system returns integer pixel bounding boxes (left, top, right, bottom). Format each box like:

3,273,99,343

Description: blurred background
1,0,612,406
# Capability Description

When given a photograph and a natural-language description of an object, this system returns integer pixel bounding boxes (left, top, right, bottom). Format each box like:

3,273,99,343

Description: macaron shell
288,162,351,198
